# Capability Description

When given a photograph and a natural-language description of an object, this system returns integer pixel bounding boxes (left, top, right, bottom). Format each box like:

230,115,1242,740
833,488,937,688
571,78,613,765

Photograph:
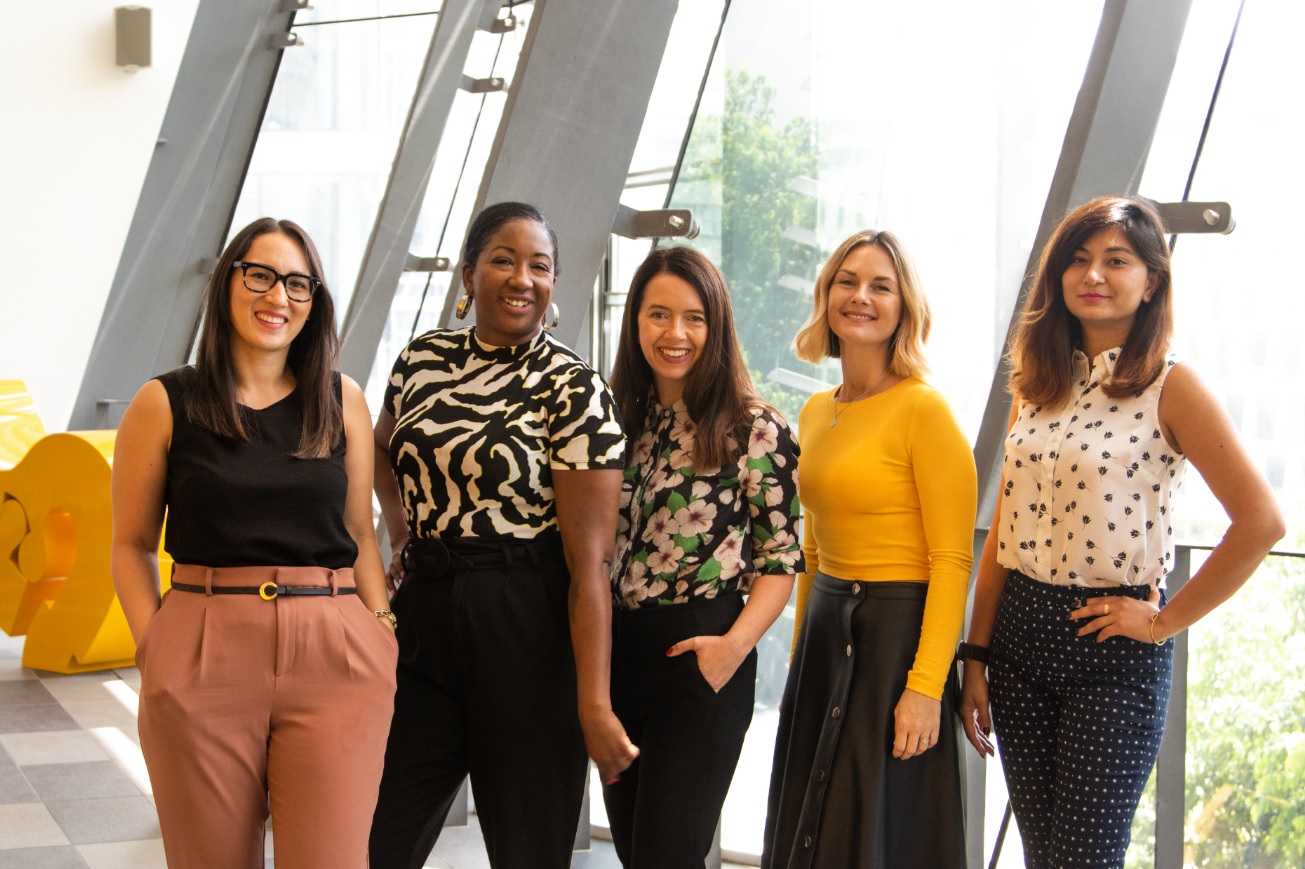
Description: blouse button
804,835,813,848
845,644,853,657
816,768,827,781
831,707,842,719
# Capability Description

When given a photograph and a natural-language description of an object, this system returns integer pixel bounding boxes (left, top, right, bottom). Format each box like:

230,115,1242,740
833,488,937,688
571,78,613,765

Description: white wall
0,0,200,431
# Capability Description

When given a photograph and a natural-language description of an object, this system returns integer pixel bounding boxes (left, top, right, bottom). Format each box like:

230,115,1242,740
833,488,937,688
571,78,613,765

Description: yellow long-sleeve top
793,377,977,700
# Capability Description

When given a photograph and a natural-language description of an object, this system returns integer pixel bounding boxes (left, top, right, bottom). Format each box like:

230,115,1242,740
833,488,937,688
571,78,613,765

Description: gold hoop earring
542,302,560,333
455,292,472,320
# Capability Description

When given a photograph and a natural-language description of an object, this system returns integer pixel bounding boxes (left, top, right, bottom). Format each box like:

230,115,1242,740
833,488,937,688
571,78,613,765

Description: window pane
1183,552,1305,868
1140,0,1305,545
230,10,439,317
363,4,532,408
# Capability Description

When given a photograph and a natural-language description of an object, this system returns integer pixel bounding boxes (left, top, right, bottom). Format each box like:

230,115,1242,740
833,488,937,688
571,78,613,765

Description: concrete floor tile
53,701,139,738
0,680,56,705
0,663,40,682
0,702,79,734
34,674,127,706
0,846,89,869
24,761,142,801
44,796,160,846
0,731,108,765
75,838,167,869
0,802,70,849
0,760,37,804
109,668,140,694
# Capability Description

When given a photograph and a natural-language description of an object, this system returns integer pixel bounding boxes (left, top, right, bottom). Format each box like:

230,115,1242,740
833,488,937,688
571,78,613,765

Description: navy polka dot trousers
989,571,1173,868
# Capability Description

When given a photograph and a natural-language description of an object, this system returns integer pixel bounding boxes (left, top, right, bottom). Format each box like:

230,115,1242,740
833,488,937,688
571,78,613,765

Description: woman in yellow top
762,229,976,869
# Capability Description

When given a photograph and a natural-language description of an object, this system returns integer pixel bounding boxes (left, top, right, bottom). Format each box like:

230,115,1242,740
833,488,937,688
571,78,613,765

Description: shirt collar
1073,345,1122,378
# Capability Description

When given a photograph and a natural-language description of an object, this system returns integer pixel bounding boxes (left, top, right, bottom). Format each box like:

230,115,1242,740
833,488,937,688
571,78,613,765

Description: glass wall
652,0,1105,858
1140,0,1305,865
230,2,443,318
1181,551,1304,869
1140,0,1305,546
362,4,532,404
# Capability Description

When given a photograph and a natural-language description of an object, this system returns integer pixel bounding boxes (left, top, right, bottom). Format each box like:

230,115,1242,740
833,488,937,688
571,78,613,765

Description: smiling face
227,231,312,359
825,243,902,356
1061,226,1158,347
464,218,556,347
637,272,708,406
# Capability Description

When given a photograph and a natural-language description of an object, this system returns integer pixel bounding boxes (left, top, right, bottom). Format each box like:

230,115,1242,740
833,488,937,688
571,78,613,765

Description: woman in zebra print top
367,202,635,869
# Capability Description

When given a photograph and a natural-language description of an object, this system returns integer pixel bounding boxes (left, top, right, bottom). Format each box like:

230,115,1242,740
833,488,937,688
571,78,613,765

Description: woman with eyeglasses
957,195,1284,868
367,201,635,869
111,217,398,868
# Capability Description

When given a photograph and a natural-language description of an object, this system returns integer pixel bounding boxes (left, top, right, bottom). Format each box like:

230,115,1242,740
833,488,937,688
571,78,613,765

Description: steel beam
70,0,301,429
446,0,682,360
337,0,505,383
1155,547,1190,869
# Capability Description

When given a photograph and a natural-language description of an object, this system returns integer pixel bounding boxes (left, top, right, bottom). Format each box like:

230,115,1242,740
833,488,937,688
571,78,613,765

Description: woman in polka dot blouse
957,194,1284,868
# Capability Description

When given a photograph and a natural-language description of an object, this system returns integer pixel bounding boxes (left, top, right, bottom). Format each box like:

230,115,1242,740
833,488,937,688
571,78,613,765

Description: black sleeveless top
157,366,356,568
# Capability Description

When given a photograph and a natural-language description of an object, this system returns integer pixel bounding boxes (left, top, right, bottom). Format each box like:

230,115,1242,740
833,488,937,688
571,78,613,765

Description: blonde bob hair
793,229,931,376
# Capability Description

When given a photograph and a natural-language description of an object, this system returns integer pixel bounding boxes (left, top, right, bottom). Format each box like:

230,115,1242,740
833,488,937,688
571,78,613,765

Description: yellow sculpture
0,380,170,673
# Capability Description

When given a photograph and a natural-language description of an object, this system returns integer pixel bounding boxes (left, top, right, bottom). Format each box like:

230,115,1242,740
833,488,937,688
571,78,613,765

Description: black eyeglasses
232,261,320,303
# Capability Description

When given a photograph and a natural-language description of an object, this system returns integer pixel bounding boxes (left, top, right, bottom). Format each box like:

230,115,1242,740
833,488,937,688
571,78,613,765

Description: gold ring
1104,603,1110,616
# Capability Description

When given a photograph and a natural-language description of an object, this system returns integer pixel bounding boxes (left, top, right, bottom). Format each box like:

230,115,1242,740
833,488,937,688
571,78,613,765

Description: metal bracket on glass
460,76,506,94
94,398,132,428
267,32,304,50
611,205,700,240
404,254,451,273
278,0,312,11
1157,201,1234,234
485,13,519,34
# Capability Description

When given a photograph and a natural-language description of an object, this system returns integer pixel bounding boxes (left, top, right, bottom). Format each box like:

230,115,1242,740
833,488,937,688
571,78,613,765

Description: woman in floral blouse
605,245,803,868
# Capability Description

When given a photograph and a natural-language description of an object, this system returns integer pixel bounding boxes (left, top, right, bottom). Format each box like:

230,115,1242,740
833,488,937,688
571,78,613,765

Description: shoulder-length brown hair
1008,194,1173,407
187,217,341,459
792,229,931,376
608,245,767,470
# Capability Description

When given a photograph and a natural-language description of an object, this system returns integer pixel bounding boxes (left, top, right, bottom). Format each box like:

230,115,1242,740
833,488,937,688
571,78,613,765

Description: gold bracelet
1149,611,1164,645
374,609,397,629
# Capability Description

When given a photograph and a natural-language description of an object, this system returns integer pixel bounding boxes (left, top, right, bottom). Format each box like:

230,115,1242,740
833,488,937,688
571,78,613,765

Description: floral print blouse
613,400,804,609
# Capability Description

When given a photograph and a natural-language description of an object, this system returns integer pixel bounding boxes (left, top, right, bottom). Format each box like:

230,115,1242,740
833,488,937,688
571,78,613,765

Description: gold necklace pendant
829,370,893,428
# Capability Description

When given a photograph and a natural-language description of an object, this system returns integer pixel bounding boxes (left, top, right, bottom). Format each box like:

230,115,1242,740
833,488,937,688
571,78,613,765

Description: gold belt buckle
258,581,279,601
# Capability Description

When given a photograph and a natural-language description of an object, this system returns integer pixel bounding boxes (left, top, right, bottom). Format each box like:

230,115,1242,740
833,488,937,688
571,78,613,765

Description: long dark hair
187,217,341,458
1009,195,1174,407
609,245,766,470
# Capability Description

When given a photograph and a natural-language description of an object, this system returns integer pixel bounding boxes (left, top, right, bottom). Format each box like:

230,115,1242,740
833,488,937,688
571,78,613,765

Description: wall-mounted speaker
115,6,151,72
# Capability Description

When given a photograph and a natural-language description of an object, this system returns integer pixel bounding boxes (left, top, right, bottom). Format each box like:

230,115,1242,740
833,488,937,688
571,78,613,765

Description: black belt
169,581,358,601
403,534,563,579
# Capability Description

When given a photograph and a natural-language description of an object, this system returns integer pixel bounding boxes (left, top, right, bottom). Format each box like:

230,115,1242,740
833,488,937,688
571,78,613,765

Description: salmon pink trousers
136,564,398,869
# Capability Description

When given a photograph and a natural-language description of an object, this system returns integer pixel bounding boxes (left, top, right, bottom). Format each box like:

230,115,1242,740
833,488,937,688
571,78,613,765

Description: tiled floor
0,632,682,869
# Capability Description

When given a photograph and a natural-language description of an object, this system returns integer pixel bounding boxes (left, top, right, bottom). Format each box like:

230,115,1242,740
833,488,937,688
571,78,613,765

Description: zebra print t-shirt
384,327,625,539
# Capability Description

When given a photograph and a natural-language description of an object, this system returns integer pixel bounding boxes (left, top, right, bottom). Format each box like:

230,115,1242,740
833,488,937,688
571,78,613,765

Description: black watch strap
955,642,990,664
